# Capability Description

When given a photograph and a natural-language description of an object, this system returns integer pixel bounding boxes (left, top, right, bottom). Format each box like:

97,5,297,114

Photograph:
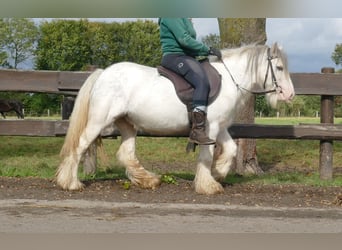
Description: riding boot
189,110,215,145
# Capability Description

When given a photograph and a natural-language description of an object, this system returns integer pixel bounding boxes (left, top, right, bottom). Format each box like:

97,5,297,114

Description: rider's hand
209,47,222,60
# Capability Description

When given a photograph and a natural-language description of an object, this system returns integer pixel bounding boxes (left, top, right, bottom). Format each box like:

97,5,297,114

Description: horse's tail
60,69,104,159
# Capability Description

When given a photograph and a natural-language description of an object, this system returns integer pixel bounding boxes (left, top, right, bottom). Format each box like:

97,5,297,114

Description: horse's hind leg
115,118,161,189
56,122,104,190
15,110,23,119
82,142,97,175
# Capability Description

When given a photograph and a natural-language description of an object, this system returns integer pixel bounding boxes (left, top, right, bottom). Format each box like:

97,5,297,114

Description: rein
219,47,280,95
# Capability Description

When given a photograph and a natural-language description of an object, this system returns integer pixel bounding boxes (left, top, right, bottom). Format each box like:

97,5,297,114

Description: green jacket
159,18,210,57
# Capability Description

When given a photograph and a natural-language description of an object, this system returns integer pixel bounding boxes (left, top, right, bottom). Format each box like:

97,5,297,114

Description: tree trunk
217,18,266,175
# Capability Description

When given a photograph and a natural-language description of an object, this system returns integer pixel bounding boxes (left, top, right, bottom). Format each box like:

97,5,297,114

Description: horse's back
106,61,157,77
94,62,172,95
90,61,189,133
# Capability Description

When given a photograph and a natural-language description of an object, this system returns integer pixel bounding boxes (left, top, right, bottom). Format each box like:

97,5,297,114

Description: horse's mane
220,43,289,76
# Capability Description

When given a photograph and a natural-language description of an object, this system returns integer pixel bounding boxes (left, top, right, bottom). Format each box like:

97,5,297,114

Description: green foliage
35,19,92,71
108,20,162,67
202,33,221,49
122,180,132,190
24,93,62,116
0,18,38,69
255,95,320,117
161,174,178,185
87,22,114,68
0,51,8,66
35,19,162,70
256,96,274,116
332,43,342,67
218,18,266,48
32,19,162,115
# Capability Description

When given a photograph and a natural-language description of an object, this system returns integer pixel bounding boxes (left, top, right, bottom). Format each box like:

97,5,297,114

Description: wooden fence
1,67,342,180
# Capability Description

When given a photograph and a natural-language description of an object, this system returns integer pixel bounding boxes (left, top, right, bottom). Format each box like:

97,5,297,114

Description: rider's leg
161,55,215,145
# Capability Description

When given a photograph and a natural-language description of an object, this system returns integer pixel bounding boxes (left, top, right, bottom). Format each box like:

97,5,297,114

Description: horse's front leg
211,129,237,182
194,144,224,195
115,118,161,189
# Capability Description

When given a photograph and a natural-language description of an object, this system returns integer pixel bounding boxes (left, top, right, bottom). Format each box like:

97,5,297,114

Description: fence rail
1,68,342,180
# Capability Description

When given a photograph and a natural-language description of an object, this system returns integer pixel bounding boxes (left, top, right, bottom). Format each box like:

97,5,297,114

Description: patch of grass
161,174,178,185
255,117,342,125
0,136,64,178
1,117,342,187
223,172,342,187
80,166,127,181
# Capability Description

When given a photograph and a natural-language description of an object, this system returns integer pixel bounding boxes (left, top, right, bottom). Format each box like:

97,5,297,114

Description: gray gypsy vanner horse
56,43,295,195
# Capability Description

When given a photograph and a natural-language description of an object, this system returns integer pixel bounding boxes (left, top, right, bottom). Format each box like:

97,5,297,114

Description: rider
158,18,222,145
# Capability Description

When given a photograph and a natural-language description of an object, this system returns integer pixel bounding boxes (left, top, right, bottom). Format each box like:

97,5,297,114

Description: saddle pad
157,60,222,109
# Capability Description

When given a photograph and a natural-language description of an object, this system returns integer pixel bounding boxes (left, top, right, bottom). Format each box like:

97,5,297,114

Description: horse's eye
276,66,283,71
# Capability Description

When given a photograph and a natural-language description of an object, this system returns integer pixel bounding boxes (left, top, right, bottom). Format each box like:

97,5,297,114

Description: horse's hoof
68,181,85,191
131,174,161,190
195,181,224,195
137,175,161,190
57,180,84,191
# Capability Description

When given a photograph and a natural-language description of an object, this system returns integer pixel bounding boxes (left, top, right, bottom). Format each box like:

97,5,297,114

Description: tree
0,51,8,67
331,44,342,116
108,20,162,67
36,19,162,70
332,43,342,68
202,34,221,49
87,21,114,68
0,18,38,69
218,18,267,175
35,19,92,71
33,19,162,116
218,18,266,48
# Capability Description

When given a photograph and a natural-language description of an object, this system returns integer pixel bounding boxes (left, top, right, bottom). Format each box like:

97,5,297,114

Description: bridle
220,47,282,95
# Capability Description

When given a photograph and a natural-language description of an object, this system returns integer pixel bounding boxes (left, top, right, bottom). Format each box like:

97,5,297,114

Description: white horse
56,43,295,195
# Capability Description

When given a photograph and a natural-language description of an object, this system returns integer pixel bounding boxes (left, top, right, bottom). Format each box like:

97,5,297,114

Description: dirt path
1,176,342,208
1,198,342,233
1,177,342,233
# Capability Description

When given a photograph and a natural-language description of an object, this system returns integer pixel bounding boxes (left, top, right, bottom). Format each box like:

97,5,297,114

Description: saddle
157,59,222,111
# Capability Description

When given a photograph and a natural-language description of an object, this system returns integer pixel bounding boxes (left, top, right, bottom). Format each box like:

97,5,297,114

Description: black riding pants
161,54,210,108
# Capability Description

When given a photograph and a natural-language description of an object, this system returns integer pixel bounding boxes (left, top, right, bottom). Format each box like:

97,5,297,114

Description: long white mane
220,44,289,75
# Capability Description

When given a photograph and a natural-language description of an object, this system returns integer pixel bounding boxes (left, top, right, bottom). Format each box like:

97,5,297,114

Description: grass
224,172,342,187
1,116,342,187
256,117,342,125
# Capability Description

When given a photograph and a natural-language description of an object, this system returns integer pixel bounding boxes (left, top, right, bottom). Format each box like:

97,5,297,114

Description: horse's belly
127,109,190,136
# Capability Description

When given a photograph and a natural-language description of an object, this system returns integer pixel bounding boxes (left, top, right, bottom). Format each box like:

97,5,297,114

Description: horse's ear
271,42,278,53
271,42,283,55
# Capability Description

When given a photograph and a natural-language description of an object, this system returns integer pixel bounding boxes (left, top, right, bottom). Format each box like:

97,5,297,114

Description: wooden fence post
319,67,335,180
61,96,75,120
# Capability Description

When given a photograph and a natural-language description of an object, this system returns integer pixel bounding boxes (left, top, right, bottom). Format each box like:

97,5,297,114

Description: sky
87,18,342,73
37,18,342,73
190,18,342,73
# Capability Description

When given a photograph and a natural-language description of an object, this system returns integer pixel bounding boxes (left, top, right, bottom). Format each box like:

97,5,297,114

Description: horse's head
262,43,295,108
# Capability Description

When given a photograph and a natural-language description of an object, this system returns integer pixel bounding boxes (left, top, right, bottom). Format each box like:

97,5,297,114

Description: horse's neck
214,54,255,91
211,52,260,115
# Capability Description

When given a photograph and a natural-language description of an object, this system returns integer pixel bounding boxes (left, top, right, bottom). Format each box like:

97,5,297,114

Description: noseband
221,46,281,95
